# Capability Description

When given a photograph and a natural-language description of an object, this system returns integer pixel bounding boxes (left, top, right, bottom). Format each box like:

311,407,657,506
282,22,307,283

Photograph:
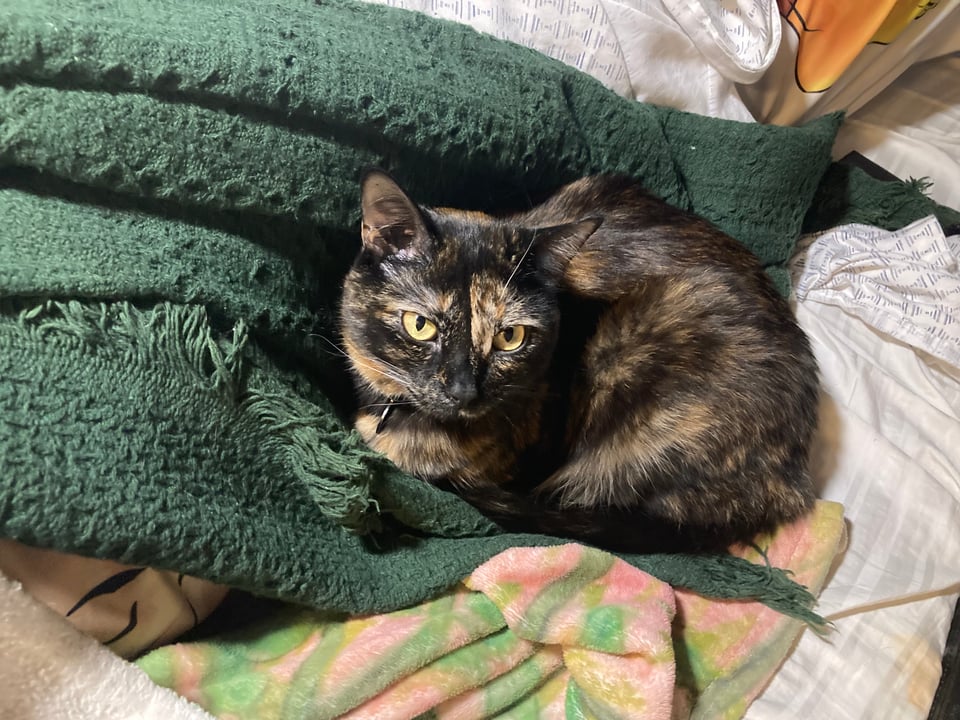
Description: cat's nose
446,376,478,407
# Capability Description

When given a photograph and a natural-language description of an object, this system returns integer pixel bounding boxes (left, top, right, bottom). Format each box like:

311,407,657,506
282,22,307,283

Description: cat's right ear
360,170,429,261
533,217,602,279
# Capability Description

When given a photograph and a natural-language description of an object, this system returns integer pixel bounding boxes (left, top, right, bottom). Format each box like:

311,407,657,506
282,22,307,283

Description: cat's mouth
421,394,491,424
427,402,487,424
374,394,488,432
451,404,488,422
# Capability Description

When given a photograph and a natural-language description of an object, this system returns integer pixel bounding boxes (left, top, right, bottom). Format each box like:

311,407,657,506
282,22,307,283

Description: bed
1,1,957,718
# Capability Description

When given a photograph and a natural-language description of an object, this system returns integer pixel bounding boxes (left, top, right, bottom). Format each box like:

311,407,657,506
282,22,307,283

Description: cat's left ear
533,218,602,278
360,170,430,260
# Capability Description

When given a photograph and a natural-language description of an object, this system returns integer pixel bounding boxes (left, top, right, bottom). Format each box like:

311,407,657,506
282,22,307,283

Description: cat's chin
424,404,489,425
455,406,490,423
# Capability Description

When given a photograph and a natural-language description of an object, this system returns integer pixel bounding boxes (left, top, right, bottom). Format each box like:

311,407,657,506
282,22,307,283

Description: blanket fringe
12,299,245,391
242,391,383,533
639,552,827,629
7,299,380,533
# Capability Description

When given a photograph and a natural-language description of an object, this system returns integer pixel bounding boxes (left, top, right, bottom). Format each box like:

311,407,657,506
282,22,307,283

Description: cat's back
525,175,819,546
517,175,774,297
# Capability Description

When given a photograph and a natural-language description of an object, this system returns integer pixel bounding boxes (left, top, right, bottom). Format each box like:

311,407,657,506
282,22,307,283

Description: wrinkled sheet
750,218,960,719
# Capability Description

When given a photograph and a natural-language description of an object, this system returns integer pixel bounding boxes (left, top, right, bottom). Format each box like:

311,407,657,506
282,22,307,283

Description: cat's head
340,170,599,423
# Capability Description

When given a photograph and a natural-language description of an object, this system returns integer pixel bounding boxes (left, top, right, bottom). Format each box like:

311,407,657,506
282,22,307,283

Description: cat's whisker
309,333,351,358
353,357,411,389
498,409,520,436
498,384,545,399
360,400,418,410
345,346,410,378
375,358,409,385
359,364,408,387
370,356,410,376
504,230,538,289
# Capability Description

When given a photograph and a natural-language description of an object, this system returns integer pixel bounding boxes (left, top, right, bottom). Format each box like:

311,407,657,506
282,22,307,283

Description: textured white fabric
794,217,960,369
747,219,960,719
751,594,958,720
363,0,780,120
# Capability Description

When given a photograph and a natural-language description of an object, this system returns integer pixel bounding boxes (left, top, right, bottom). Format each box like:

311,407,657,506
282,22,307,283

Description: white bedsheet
750,218,960,720
834,53,960,210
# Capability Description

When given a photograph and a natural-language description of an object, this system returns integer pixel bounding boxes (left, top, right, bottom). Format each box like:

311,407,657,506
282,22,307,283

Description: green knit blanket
1,0,954,620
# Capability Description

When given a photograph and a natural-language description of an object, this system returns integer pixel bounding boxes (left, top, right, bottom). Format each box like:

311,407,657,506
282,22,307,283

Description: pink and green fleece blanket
138,501,845,720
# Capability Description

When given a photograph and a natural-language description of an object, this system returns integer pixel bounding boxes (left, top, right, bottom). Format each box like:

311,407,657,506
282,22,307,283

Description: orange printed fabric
139,501,845,719
780,0,938,91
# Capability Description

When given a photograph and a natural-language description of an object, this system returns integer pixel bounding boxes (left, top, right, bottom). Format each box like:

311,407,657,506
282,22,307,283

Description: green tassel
632,552,827,628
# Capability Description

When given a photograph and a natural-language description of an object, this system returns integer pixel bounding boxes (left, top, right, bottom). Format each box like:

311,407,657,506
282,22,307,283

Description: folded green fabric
0,0,894,621
0,0,839,280
805,163,960,233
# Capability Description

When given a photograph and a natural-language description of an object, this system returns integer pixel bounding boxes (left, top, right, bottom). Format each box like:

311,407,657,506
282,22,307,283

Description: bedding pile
0,0,851,611
1,0,958,717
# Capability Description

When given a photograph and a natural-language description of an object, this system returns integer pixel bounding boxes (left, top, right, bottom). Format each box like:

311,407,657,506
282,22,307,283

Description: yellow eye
492,325,526,352
401,311,438,341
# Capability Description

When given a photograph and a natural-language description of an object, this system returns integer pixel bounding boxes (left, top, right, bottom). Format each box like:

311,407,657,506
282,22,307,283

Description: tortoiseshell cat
340,170,818,553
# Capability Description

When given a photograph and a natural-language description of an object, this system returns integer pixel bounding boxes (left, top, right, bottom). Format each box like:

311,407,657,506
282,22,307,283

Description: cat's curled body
340,171,819,552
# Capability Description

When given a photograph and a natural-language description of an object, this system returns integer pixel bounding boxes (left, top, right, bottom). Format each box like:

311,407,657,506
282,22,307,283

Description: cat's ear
533,217,602,278
360,170,430,260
